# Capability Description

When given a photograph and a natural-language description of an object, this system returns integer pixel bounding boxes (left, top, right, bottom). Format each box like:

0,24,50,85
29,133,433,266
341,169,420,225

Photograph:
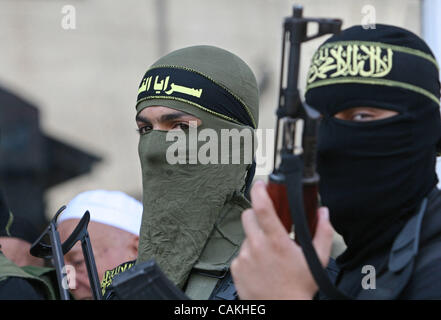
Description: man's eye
137,125,152,135
173,123,190,130
352,113,373,121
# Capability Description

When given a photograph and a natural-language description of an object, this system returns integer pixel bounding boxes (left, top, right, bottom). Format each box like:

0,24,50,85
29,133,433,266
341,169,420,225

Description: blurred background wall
0,0,432,228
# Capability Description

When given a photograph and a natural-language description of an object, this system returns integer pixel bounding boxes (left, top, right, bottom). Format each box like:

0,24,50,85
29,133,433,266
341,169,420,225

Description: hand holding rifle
231,180,334,300
232,5,347,300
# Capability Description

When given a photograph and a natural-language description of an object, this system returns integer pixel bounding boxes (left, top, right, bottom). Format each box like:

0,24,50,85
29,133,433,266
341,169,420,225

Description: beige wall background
0,0,422,220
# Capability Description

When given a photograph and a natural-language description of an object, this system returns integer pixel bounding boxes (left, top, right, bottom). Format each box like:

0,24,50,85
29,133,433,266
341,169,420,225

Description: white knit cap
57,190,143,236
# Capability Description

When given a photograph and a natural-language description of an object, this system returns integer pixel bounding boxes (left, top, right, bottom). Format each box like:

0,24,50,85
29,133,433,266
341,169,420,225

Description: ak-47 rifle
266,5,349,299
30,206,102,300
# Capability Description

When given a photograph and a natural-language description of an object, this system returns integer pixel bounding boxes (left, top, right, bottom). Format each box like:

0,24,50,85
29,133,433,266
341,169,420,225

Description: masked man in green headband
102,45,259,300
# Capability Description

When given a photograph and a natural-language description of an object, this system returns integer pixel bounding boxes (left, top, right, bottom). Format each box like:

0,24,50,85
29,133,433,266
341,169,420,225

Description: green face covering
135,45,259,290
137,102,255,288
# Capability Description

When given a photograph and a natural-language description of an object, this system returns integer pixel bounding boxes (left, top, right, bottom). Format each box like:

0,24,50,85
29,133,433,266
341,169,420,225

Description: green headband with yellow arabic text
136,66,257,129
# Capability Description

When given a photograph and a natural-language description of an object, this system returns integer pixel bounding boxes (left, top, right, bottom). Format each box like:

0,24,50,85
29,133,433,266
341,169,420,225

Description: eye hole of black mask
331,106,402,123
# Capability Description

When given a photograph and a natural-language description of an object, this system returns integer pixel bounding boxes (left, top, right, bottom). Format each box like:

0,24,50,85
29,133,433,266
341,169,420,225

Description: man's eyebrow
159,111,194,122
136,111,194,123
135,114,150,123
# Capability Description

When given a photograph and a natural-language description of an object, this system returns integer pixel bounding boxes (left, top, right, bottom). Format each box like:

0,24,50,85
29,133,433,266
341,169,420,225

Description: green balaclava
135,45,259,291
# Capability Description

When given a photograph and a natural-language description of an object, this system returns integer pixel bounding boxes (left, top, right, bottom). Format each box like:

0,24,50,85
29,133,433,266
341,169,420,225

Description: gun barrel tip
293,5,303,17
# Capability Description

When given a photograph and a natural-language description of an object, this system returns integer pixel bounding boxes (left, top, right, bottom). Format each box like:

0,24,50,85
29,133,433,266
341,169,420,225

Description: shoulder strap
357,198,428,299
283,154,349,299
315,258,341,300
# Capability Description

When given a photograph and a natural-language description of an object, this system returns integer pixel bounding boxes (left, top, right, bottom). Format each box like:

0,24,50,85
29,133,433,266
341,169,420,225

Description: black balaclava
305,24,441,269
